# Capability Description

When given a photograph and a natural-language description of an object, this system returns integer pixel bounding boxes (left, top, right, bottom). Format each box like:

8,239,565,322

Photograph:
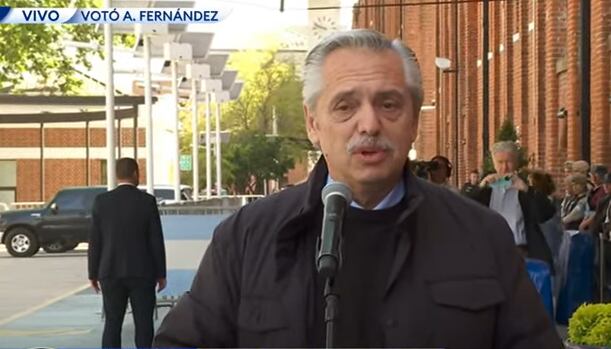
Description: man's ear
304,104,320,149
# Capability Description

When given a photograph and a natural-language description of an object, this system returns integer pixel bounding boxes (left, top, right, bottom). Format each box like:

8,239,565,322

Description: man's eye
335,103,351,111
382,101,398,110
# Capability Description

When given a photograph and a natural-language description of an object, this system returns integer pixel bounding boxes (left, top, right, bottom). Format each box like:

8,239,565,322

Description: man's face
469,173,479,184
304,48,418,189
591,173,603,186
492,151,517,176
566,182,577,196
429,162,448,184
604,183,611,194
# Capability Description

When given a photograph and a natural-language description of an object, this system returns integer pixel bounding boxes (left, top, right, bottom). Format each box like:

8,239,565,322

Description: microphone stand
317,184,350,349
317,213,343,349
322,265,339,349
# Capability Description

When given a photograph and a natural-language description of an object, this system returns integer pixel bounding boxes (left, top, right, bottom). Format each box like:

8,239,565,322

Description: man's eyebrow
374,89,407,100
328,89,358,106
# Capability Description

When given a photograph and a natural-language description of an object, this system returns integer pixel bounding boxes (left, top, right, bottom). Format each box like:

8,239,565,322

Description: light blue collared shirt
326,176,405,210
489,185,527,246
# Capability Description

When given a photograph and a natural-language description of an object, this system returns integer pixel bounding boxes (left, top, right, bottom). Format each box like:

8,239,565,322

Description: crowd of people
422,144,611,302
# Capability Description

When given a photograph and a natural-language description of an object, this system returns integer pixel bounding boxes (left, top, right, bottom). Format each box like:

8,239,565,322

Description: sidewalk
0,287,173,348
0,214,226,349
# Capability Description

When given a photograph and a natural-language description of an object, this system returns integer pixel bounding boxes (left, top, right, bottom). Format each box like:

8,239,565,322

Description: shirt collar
118,182,136,187
326,175,405,210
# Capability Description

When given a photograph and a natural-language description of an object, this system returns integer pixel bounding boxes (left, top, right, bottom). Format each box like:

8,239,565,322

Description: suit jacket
477,185,555,270
154,158,562,349
88,184,166,280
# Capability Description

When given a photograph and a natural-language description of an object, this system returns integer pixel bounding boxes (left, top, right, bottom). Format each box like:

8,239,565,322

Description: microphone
317,182,352,279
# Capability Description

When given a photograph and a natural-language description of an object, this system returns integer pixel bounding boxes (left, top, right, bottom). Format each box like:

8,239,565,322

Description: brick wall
0,129,41,147
0,128,145,148
591,0,611,167
544,0,563,181
353,0,611,186
567,0,581,161
14,158,149,202
16,160,42,202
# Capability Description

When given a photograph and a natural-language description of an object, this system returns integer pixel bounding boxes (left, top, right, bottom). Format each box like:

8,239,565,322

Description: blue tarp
526,258,554,318
555,232,595,325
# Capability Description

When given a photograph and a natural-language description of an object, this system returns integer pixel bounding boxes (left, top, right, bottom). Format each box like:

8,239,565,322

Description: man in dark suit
478,141,555,269
88,157,166,348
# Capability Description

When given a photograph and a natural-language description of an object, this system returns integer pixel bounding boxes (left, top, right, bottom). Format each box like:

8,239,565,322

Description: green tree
483,118,529,174
176,50,310,194
220,50,309,192
222,131,297,194
221,50,305,138
0,0,101,94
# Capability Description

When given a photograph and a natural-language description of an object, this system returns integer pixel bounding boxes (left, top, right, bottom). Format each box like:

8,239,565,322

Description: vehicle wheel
5,228,39,257
42,240,69,253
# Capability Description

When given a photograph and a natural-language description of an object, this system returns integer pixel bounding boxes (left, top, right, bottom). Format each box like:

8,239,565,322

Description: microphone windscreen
321,182,352,206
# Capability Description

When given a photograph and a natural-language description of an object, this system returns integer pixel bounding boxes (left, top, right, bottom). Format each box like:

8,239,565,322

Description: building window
0,160,17,205
100,160,107,185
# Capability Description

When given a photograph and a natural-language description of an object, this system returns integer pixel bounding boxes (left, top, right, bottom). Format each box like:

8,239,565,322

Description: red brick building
0,96,146,204
353,0,610,185
0,127,145,203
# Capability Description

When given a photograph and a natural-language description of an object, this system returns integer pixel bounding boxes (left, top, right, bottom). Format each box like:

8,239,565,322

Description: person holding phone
478,141,555,268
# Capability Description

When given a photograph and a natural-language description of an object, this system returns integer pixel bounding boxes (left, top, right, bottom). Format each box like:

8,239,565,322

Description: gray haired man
154,30,561,349
478,141,555,267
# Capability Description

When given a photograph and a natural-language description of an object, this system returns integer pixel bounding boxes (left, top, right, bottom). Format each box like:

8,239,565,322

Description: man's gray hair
302,29,423,113
491,141,519,155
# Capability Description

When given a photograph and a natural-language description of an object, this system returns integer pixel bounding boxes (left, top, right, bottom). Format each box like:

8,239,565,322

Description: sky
187,0,358,50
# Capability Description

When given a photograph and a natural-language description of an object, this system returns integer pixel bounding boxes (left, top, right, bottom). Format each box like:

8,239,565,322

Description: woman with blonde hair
561,174,589,230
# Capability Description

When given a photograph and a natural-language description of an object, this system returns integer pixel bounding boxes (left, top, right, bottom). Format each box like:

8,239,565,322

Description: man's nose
356,103,382,135
498,163,507,174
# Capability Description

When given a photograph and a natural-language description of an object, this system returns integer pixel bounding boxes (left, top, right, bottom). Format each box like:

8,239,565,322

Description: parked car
0,184,194,257
0,186,107,257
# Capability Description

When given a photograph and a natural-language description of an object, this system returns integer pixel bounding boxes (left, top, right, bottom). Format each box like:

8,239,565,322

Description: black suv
0,186,107,257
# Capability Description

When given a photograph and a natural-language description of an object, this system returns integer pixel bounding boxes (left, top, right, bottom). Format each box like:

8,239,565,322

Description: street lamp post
186,63,211,201
201,53,229,197
104,0,116,190
201,79,223,198
163,42,193,201
214,92,226,196
435,56,459,186
214,70,238,196
136,24,169,196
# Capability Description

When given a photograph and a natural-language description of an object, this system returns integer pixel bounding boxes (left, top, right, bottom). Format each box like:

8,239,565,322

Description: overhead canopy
0,95,155,124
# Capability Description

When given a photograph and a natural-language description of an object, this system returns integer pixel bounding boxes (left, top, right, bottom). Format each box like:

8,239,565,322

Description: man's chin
353,170,400,186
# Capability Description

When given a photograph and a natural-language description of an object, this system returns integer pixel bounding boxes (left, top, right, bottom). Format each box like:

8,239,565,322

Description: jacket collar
290,156,425,223
275,156,425,283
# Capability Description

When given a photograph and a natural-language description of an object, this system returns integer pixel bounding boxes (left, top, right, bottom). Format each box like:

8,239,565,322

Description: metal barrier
3,195,264,214
158,195,264,215
159,205,239,216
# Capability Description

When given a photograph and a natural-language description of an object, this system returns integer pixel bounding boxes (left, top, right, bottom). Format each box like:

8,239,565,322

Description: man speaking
154,30,562,348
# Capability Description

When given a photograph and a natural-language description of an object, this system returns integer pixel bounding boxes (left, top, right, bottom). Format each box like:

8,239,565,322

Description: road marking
0,327,92,337
0,244,88,253
0,283,90,327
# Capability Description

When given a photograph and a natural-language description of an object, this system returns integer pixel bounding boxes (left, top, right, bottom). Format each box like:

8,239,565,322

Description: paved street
0,215,221,348
0,244,90,327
